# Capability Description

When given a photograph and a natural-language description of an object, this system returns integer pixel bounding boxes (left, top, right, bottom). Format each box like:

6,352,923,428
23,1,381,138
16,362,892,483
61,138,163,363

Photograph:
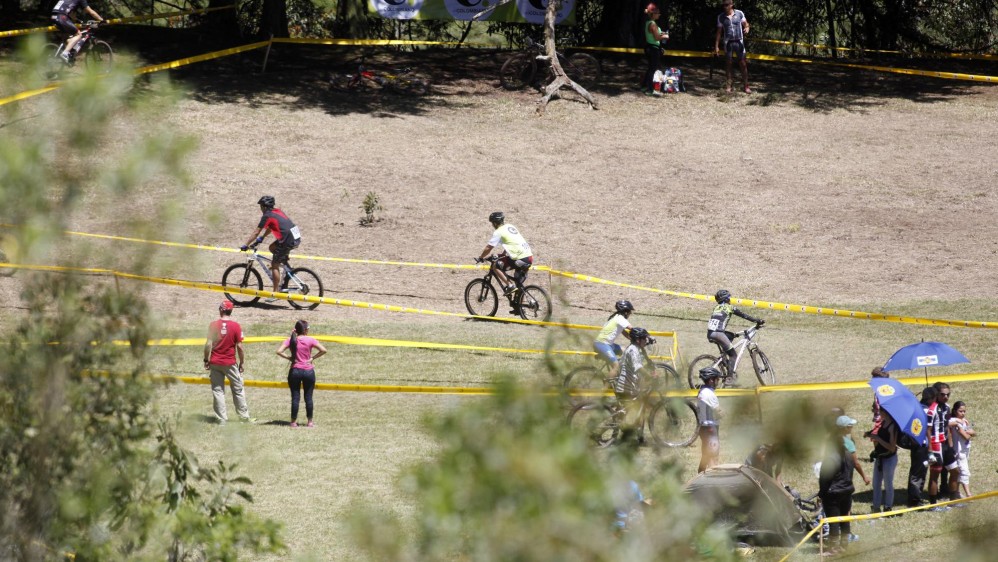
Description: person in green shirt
641,3,670,96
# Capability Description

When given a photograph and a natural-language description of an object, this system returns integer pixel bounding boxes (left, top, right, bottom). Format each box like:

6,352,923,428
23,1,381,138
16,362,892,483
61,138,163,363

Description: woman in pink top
276,320,327,427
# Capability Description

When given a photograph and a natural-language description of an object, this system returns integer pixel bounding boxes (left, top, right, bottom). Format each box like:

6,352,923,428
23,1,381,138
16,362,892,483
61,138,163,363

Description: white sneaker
262,297,279,303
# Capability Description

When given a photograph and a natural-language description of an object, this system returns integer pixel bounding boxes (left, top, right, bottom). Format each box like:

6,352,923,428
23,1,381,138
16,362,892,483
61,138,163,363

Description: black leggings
288,368,316,420
643,45,661,91
820,491,852,540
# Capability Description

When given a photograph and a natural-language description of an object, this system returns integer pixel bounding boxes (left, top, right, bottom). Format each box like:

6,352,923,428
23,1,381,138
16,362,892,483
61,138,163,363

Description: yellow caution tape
781,490,998,562
0,262,676,335
0,85,60,107
745,51,997,82
134,40,272,75
753,37,998,60
0,5,234,38
113,333,676,361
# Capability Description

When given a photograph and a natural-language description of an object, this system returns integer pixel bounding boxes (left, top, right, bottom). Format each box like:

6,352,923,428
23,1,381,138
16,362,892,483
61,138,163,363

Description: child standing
949,401,975,498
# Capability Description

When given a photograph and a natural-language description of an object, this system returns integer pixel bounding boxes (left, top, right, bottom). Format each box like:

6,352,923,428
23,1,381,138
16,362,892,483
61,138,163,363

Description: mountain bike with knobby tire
568,377,699,448
500,37,602,91
563,345,681,406
42,21,112,80
222,245,323,310
330,61,431,95
686,324,775,389
464,255,551,322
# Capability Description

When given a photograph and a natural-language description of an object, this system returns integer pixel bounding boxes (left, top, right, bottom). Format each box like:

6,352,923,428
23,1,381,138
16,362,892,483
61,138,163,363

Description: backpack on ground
663,67,685,93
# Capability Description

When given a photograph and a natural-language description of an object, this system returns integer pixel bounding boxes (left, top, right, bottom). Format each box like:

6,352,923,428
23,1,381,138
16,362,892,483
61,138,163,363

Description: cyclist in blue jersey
242,195,302,302
51,0,104,63
706,289,763,381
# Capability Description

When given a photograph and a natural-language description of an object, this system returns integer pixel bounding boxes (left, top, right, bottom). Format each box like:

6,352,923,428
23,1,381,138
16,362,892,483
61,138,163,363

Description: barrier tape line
124,368,998,399
9,227,998,329
134,40,272,75
0,85,60,107
780,490,998,561
0,262,675,336
0,5,234,38
111,334,677,361
753,37,998,60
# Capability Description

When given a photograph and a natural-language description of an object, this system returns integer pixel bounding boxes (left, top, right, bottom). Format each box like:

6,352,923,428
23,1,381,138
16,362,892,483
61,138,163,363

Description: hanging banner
369,0,576,24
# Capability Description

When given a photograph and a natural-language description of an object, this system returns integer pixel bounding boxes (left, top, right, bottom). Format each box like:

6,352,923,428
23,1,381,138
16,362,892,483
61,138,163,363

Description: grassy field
2,32,998,560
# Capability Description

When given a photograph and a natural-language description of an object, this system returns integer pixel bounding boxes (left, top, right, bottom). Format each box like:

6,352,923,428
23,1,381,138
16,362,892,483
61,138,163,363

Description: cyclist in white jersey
476,211,534,296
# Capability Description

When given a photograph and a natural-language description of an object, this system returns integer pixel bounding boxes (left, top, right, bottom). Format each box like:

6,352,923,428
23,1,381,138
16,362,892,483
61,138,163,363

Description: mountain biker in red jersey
242,196,302,302
51,0,104,63
707,289,764,381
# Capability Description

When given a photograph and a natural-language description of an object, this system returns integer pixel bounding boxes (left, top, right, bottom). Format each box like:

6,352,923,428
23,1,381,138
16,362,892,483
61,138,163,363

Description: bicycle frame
715,326,760,374
244,250,294,286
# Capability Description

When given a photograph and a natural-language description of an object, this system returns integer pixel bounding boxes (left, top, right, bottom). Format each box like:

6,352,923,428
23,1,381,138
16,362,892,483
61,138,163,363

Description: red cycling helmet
219,300,234,312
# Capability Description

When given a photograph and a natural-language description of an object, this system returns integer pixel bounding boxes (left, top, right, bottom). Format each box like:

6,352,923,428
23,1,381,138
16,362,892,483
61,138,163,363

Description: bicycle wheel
568,401,620,448
499,53,536,90
687,354,722,389
84,40,112,75
517,285,551,322
40,43,62,81
648,398,699,448
399,77,430,95
563,52,602,89
751,348,776,386
654,363,681,389
464,278,498,317
221,264,263,305
564,365,605,402
286,267,324,310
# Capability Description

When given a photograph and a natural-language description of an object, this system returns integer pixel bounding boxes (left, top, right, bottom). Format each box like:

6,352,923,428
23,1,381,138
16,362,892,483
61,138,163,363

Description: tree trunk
203,0,239,37
260,0,289,39
823,0,838,59
537,0,598,115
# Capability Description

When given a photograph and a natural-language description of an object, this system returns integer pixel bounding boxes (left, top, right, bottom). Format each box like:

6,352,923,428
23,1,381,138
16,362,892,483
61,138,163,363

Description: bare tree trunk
823,0,838,59
537,0,598,115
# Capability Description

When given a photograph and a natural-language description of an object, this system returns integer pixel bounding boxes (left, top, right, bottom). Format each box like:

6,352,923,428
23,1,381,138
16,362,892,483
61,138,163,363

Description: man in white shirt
477,211,534,296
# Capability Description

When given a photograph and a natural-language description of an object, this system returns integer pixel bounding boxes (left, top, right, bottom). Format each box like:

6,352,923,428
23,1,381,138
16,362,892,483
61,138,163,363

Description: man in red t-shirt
203,301,253,423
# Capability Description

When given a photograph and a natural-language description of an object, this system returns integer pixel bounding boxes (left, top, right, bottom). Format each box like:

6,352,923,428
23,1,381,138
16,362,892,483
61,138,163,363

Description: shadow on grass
103,25,994,116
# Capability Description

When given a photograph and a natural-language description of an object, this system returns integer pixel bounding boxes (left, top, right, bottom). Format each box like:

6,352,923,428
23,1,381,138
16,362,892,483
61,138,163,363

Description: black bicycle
499,37,602,91
464,255,551,322
222,246,323,310
43,21,112,79
568,377,699,448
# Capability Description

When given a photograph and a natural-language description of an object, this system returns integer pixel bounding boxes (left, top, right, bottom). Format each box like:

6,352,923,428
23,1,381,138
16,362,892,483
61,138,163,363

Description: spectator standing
949,401,974,498
818,415,861,556
203,301,253,424
276,320,327,428
696,367,723,473
866,410,899,514
927,383,960,510
714,0,751,93
641,3,670,96
906,386,936,507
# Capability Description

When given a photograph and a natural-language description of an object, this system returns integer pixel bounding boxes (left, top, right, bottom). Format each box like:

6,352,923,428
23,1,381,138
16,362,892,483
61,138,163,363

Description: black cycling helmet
615,300,634,314
258,195,276,209
488,211,505,224
629,327,649,341
714,289,731,304
699,367,723,382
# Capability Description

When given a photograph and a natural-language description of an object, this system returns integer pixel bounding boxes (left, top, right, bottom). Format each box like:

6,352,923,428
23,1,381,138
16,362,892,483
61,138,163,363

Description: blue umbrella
882,341,969,386
867,378,928,447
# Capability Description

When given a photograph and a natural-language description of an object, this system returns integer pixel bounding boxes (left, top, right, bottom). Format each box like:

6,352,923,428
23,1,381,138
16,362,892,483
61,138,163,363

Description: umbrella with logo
867,377,928,447
881,340,970,386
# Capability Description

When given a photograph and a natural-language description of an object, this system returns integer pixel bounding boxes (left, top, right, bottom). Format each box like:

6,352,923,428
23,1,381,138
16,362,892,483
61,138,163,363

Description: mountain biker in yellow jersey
476,211,533,303
241,195,302,303
707,289,764,381
594,300,637,379
51,0,104,63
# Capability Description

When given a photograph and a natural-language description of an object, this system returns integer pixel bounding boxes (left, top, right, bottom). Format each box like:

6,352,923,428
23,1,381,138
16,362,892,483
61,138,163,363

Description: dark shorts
270,240,296,265
51,13,77,35
725,40,746,61
498,254,532,271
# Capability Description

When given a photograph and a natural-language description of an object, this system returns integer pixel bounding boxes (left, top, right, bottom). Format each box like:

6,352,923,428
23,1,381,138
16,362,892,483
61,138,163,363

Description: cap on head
258,195,276,209
645,2,659,13
714,289,731,303
488,211,505,224
836,415,857,428
219,300,234,313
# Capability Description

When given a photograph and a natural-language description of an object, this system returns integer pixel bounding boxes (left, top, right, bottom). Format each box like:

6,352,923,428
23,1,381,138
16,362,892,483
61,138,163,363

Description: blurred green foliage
0,36,283,561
